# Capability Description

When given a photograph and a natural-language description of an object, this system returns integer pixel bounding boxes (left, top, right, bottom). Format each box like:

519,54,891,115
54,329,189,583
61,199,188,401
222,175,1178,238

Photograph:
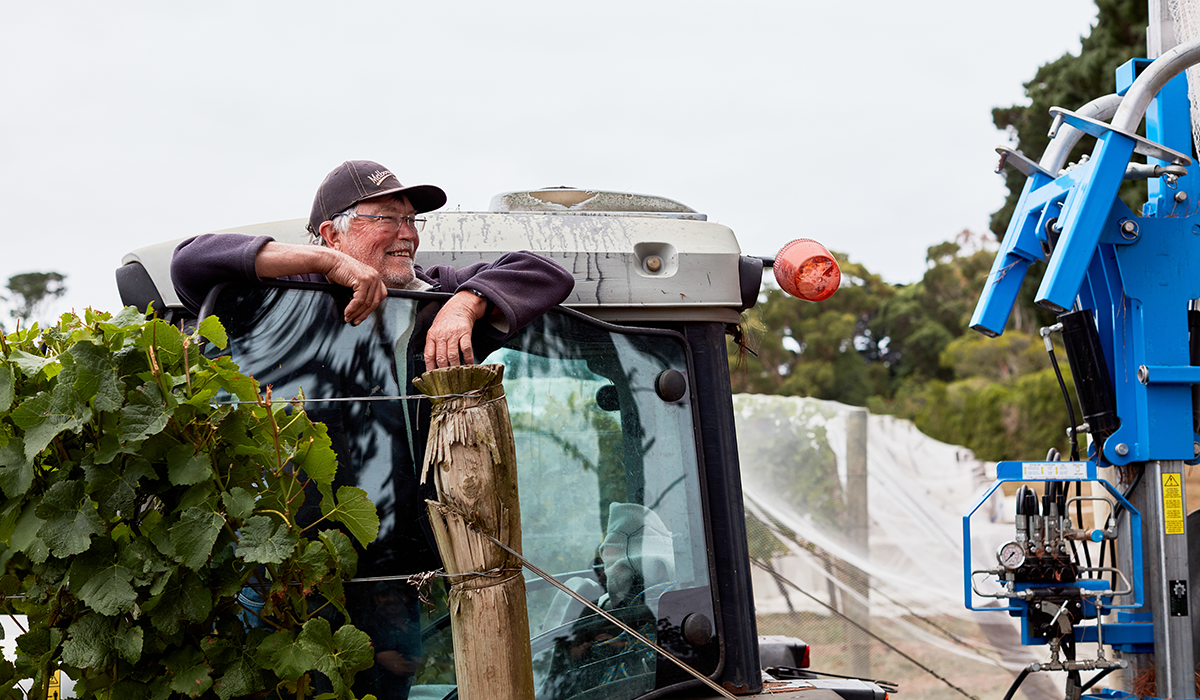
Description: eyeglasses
334,212,426,232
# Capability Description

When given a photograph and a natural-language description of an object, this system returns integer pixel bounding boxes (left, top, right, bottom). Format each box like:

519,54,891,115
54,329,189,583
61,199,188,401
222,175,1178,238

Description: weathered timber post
843,408,871,677
414,364,535,700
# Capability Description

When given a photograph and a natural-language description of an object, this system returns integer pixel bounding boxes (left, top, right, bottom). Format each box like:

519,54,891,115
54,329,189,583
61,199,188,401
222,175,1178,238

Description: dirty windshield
208,283,719,700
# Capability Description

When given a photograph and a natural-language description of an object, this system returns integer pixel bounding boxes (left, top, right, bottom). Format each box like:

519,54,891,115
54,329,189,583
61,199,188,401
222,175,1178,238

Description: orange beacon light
773,239,841,302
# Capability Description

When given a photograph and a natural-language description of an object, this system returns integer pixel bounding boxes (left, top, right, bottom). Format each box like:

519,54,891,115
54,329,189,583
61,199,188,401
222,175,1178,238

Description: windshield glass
209,284,718,700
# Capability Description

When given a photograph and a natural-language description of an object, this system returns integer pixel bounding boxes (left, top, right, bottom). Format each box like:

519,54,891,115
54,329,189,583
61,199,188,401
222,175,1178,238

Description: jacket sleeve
422,252,574,338
170,234,275,315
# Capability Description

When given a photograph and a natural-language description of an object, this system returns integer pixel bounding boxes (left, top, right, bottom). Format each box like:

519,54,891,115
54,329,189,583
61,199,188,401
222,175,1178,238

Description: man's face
333,195,421,288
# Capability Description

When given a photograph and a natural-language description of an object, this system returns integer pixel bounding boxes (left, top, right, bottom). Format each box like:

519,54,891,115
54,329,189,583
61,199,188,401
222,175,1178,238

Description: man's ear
319,221,341,250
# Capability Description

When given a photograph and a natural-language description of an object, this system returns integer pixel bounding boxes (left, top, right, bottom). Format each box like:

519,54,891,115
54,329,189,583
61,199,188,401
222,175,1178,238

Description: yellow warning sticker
1163,473,1185,535
46,669,60,700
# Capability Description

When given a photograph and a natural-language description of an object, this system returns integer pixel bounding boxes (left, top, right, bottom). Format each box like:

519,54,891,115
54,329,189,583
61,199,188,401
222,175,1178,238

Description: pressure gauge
997,541,1026,570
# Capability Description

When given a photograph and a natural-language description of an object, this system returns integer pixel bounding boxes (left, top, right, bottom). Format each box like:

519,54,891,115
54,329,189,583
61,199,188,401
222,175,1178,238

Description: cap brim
358,184,447,214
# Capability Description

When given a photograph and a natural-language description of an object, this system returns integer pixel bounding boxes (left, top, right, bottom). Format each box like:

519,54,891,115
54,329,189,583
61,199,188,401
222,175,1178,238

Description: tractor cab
117,189,872,700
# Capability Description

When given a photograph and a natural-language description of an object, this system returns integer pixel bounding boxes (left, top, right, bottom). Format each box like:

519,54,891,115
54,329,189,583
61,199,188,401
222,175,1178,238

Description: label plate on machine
1021,462,1089,479
1163,473,1185,535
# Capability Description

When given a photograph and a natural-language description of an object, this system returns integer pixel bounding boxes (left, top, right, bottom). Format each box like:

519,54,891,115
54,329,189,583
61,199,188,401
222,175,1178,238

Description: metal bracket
1049,107,1192,166
997,146,1055,178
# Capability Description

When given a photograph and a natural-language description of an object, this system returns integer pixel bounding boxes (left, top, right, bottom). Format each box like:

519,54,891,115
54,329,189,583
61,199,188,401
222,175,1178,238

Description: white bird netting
1169,0,1200,157
735,394,1103,700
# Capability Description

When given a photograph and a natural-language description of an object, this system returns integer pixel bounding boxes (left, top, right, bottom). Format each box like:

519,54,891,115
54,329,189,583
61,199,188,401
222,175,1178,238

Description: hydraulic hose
1002,666,1033,700
1080,667,1118,693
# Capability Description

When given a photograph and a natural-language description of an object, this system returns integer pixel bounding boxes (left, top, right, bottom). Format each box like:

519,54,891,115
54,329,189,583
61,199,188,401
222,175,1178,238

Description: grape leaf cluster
0,308,381,699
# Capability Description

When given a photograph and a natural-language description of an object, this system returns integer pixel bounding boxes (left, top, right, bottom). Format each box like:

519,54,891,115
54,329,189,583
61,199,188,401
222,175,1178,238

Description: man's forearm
254,241,387,325
254,241,337,279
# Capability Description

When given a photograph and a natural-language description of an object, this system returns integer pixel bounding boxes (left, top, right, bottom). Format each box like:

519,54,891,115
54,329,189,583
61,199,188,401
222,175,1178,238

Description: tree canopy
3,272,67,331
991,0,1148,237
730,1,1152,462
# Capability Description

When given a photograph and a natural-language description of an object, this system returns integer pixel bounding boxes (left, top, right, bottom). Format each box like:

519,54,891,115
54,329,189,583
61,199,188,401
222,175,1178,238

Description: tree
991,0,1149,238
3,272,67,330
728,2,1149,461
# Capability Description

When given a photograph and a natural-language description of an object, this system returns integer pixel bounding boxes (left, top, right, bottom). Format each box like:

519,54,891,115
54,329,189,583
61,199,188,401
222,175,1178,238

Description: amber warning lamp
773,239,841,301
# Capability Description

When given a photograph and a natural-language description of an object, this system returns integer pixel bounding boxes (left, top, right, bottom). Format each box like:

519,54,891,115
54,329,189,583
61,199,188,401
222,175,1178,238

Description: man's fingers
424,335,474,369
345,281,386,325
447,338,463,367
424,295,482,368
424,337,443,369
328,254,386,325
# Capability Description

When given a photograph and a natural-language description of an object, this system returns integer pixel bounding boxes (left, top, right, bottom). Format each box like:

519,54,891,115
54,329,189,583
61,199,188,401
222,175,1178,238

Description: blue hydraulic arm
971,46,1197,466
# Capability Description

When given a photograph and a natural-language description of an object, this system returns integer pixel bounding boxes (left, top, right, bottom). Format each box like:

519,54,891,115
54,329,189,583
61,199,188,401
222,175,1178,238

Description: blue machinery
962,30,1200,700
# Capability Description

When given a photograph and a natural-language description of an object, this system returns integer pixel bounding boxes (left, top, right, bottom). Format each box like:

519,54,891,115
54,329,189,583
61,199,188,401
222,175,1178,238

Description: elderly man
171,159,574,368
173,161,575,698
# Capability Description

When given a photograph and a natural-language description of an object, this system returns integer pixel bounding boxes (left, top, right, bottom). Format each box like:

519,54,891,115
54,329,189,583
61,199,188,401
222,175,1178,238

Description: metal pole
1142,460,1193,697
1149,0,1179,59
1146,5,1197,697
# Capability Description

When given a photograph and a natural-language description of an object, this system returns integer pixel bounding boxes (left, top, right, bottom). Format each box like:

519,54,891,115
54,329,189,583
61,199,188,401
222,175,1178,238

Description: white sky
0,0,1100,320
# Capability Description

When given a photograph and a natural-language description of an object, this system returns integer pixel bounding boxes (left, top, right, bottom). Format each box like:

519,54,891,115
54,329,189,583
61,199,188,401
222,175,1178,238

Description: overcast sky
1,1,1100,320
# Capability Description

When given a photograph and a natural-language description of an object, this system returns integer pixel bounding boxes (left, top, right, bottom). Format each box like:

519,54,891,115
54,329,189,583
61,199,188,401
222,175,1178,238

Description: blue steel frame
962,461,1150,648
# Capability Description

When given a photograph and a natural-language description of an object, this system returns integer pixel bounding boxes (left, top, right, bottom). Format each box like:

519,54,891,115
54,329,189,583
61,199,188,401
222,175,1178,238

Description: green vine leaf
296,619,374,697
208,356,260,402
256,629,317,681
9,504,48,564
333,624,374,673
148,572,214,635
69,341,123,412
199,316,229,351
0,439,35,499
61,614,112,669
318,529,358,579
7,349,55,379
295,541,331,594
0,309,388,698
117,383,175,443
237,515,298,565
119,537,172,587
212,658,261,700
170,508,225,570
85,456,155,520
138,318,186,369
170,660,214,697
36,480,104,558
71,548,137,616
221,487,255,521
317,486,380,549
113,619,143,664
101,306,145,329
167,445,214,486
0,363,13,413
11,380,93,460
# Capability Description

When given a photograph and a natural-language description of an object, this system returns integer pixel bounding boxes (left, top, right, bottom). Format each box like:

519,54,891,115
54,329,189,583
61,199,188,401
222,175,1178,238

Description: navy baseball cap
308,160,447,234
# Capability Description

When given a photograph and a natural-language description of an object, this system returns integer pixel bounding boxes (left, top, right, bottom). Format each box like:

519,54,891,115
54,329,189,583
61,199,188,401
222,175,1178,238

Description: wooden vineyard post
414,364,534,700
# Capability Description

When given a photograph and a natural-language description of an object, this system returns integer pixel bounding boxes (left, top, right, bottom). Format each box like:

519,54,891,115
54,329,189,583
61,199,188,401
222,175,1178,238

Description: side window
488,313,716,700
211,286,718,700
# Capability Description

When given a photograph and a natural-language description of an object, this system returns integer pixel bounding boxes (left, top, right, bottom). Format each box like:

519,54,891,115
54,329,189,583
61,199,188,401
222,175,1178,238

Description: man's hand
424,290,489,369
254,242,388,325
324,253,388,325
